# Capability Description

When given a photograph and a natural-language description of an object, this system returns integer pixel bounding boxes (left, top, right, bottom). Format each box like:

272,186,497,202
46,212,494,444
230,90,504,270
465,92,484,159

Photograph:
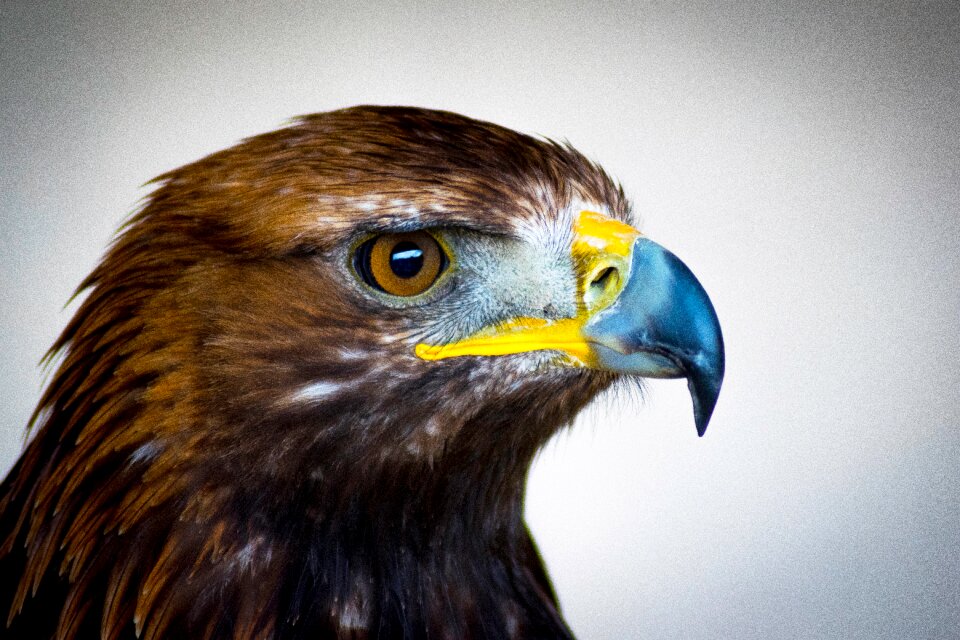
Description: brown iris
354,231,447,296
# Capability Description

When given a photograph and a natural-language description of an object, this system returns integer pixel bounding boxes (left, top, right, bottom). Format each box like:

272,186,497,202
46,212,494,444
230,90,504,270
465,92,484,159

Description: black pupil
389,241,424,279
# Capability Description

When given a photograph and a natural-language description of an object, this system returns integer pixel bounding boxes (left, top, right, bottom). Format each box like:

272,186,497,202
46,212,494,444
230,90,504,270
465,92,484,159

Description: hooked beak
416,211,725,436
582,236,724,436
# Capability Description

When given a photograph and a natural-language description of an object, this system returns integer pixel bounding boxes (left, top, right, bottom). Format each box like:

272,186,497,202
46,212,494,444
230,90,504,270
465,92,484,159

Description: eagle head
1,106,723,640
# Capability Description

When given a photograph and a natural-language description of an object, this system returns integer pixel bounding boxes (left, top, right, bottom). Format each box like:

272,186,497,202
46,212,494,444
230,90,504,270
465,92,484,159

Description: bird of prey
0,106,723,640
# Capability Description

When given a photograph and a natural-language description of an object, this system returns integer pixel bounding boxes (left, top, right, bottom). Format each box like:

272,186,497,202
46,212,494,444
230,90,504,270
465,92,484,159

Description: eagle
0,106,723,640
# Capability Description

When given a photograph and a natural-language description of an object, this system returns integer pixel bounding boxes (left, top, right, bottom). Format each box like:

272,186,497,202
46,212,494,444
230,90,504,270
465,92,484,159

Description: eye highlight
354,231,448,297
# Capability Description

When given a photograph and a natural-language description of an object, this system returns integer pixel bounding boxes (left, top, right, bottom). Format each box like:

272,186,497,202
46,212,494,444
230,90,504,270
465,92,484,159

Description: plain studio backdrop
2,2,958,638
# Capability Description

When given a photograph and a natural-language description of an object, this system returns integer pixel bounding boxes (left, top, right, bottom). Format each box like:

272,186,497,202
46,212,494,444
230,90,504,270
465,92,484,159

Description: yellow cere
415,210,640,365
572,209,640,260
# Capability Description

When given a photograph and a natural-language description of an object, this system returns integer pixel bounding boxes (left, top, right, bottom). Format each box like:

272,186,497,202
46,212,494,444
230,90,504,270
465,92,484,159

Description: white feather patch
290,381,342,402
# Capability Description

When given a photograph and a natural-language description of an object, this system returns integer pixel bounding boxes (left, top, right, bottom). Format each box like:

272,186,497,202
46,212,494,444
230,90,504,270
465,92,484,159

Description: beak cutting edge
415,211,725,436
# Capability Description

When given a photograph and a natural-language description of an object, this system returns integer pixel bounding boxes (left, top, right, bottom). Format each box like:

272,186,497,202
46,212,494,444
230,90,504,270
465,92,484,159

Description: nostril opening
585,264,623,308
591,266,619,290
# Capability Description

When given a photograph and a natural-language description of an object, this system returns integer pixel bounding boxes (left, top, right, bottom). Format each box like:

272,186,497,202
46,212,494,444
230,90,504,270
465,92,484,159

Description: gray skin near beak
583,237,725,436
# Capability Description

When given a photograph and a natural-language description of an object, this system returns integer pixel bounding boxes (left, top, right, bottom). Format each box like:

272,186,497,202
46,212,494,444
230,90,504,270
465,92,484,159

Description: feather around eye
355,231,447,297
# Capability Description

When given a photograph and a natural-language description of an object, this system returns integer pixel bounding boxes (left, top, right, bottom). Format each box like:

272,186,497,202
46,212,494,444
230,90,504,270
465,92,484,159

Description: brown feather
1,106,630,639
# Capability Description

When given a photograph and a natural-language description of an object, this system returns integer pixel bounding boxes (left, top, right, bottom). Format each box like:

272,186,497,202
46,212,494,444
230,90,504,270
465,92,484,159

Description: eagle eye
354,231,447,297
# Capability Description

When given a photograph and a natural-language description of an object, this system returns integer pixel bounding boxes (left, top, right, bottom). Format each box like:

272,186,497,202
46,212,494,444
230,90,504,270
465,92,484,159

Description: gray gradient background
2,1,958,638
